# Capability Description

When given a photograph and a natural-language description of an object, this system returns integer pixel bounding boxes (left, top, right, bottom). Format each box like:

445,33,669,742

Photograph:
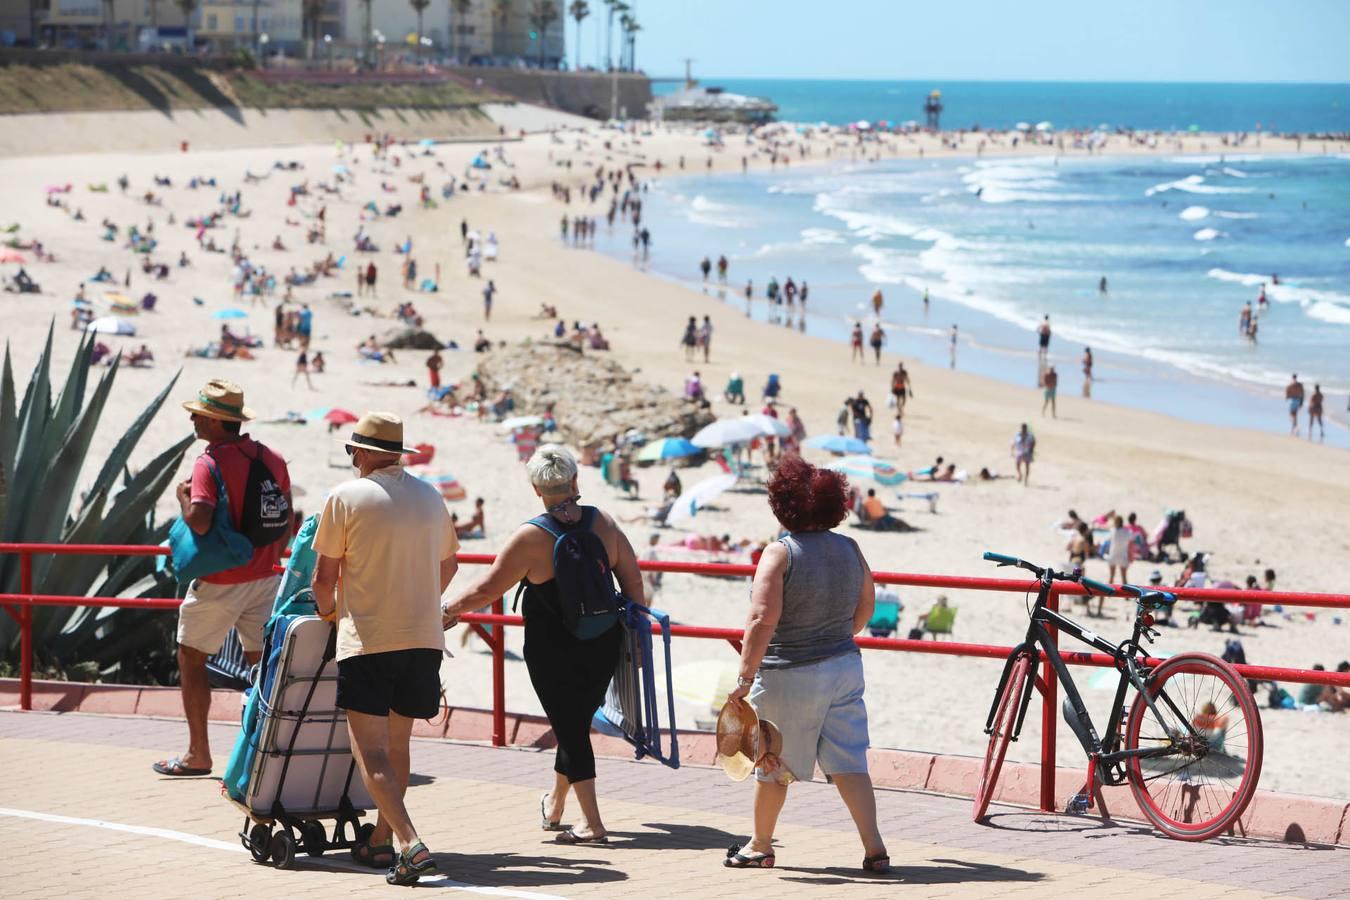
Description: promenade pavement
1,711,1346,898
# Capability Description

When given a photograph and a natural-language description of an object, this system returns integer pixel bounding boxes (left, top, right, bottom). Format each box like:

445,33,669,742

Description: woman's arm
851,551,877,634
608,518,648,607
727,542,787,701
441,525,535,627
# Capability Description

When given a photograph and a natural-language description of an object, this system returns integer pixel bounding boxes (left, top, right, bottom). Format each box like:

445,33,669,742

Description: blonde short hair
526,444,578,493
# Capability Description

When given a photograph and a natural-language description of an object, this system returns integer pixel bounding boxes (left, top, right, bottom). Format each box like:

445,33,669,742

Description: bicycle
973,552,1263,841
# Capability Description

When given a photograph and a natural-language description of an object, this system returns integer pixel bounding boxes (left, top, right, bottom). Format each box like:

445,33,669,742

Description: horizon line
651,75,1350,87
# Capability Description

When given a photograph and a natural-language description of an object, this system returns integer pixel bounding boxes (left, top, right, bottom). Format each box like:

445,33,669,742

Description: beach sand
1,119,1347,799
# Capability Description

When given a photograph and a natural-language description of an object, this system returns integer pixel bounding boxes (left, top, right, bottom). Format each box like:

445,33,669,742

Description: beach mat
599,603,680,769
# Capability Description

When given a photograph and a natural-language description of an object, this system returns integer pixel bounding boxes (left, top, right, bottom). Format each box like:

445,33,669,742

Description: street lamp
323,33,333,71
259,32,269,68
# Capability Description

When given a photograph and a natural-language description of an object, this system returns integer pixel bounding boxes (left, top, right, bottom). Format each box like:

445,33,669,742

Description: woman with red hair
722,455,889,873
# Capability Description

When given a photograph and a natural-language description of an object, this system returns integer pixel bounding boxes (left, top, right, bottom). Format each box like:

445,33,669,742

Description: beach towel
599,603,680,769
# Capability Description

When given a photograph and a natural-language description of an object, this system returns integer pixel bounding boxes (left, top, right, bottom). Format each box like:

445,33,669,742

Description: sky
564,0,1350,83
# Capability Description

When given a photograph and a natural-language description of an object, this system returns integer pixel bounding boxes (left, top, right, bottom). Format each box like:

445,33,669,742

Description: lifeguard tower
924,90,943,130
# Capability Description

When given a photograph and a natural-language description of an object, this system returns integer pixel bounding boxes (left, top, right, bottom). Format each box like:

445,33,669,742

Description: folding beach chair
599,603,680,769
867,592,902,638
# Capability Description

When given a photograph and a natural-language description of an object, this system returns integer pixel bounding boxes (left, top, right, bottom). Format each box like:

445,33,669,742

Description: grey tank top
761,531,864,669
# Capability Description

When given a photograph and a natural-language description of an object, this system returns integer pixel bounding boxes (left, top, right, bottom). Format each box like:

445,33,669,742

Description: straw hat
181,378,254,422
342,411,418,455
715,699,786,782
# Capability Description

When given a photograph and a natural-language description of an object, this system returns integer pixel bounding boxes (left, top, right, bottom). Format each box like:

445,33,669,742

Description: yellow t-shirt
314,466,457,661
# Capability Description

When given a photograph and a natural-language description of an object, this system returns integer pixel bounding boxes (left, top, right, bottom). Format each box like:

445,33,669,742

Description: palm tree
451,0,473,63
409,0,431,59
527,0,558,69
617,10,629,70
567,0,588,71
301,0,325,58
605,1,627,72
360,0,373,66
623,12,639,71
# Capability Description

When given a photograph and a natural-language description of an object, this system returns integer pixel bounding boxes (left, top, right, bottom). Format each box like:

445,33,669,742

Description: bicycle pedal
1065,791,1092,814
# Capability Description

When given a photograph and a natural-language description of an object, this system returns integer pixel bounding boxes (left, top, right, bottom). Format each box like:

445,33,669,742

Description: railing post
19,551,33,711
1039,590,1058,811
491,595,505,747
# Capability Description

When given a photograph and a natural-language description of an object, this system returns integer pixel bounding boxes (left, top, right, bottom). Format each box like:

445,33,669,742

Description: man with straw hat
312,412,458,885
153,379,291,779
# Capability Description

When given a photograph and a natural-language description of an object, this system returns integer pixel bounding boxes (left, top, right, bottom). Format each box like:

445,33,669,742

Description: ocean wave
685,194,746,228
1220,167,1250,178
813,193,924,239
1306,301,1350,325
1193,228,1222,241
1145,174,1254,197
1179,206,1209,221
1214,210,1258,219
1208,268,1350,317
1168,155,1266,165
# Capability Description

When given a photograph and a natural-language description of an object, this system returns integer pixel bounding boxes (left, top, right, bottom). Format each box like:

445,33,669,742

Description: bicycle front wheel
973,651,1032,823
1124,652,1263,841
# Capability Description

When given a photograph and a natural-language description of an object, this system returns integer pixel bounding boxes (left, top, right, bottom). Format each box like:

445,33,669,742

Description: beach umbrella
85,317,135,336
408,467,467,501
806,435,872,455
666,474,738,527
212,308,248,319
0,251,26,264
827,456,907,486
1188,124,1201,133
323,408,359,425
672,659,740,712
692,418,764,449
419,138,435,149
1014,122,1031,132
702,128,719,139
636,437,700,463
855,120,872,131
499,415,544,431
1035,121,1053,132
332,164,351,175
742,414,791,439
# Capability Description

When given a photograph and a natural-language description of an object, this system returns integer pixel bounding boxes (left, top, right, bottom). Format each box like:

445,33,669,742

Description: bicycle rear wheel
1124,652,1263,841
973,651,1032,822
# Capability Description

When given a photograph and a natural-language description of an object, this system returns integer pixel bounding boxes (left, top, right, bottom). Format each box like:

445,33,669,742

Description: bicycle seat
1136,589,1176,609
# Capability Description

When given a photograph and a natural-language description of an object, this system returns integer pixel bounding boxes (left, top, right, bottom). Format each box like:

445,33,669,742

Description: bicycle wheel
973,651,1032,822
1124,652,1263,841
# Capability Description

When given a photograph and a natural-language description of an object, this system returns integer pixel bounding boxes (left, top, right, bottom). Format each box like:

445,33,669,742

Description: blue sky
564,0,1350,83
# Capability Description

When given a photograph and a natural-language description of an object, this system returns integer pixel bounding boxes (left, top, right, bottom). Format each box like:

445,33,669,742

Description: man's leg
366,711,416,847
347,710,420,850
177,644,213,770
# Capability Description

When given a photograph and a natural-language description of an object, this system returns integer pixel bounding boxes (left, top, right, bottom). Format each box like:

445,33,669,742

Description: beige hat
343,411,418,455
181,378,255,422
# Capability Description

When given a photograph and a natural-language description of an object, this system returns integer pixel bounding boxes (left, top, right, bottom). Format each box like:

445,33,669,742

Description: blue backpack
523,506,623,639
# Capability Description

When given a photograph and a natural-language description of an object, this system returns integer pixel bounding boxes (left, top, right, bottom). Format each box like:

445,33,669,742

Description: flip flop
539,793,563,832
152,757,211,777
724,843,775,869
555,828,608,845
862,853,891,874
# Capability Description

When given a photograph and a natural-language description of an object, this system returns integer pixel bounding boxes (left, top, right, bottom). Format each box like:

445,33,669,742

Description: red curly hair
768,454,850,532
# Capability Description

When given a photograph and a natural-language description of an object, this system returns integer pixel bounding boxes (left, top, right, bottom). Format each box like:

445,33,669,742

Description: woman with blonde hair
441,445,645,844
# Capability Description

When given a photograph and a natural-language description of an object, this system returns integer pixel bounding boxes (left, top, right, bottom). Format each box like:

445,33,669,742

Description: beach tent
692,418,763,449
666,474,738,527
85,317,135,336
806,435,871,455
212,308,248,319
636,437,701,463
827,455,907,486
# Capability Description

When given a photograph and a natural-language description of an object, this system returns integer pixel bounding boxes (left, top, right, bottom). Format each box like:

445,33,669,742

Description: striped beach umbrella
409,467,467,501
636,437,701,463
827,456,907,486
806,435,871,456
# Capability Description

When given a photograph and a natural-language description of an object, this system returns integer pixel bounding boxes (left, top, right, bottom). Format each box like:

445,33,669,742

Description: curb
4,678,1344,847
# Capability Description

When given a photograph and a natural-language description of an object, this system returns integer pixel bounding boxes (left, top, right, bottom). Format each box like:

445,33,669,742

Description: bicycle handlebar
1080,576,1116,596
982,551,1043,575
982,551,1115,596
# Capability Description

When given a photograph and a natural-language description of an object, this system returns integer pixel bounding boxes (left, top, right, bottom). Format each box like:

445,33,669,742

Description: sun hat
181,378,255,422
715,698,785,782
343,412,418,455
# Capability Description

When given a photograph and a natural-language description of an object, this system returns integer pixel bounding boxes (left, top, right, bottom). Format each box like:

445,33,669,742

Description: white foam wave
1193,228,1222,241
1208,268,1350,318
1307,301,1350,325
1168,155,1266,165
1214,210,1258,219
1221,167,1249,178
1145,174,1254,197
813,193,924,240
1179,206,1209,221
685,194,745,228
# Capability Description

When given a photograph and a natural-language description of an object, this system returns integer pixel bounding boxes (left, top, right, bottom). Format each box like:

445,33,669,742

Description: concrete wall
448,65,650,120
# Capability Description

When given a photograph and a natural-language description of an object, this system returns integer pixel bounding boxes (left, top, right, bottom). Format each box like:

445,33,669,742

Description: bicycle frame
985,569,1207,787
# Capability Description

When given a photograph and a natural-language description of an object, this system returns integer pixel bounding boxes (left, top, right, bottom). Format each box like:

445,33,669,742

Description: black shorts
336,648,441,719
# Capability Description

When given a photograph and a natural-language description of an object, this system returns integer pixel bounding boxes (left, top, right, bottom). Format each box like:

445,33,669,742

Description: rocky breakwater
475,342,714,448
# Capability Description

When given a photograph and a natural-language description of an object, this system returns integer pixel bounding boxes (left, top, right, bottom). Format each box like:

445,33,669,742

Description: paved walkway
1,711,1345,898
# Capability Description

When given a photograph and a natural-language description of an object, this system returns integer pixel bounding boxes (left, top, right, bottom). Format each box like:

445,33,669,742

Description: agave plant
0,325,194,683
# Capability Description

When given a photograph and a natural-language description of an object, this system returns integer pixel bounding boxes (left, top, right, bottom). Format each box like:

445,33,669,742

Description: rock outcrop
475,342,714,447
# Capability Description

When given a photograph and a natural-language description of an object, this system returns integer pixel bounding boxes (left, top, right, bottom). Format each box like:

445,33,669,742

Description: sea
605,81,1350,444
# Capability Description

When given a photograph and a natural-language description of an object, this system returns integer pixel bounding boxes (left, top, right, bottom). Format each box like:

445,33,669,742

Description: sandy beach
1,117,1347,799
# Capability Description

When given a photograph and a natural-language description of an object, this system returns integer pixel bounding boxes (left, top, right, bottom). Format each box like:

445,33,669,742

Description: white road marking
0,807,563,898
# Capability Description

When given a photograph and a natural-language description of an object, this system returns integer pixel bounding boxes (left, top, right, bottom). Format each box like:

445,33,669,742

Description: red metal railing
4,543,1350,814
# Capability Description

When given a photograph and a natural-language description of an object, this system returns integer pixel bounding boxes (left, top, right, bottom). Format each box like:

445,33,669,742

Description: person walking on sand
949,325,958,369
1082,347,1093,398
1042,365,1059,418
700,256,712,282
721,455,889,873
1308,383,1324,440
1011,423,1035,485
744,279,753,316
426,349,443,391
292,349,314,389
1037,315,1052,365
365,261,378,298
1285,374,1304,435
850,323,864,363
699,315,714,363
892,411,904,448
483,280,496,321
681,316,698,361
153,380,291,779
890,363,911,412
868,324,886,365
441,445,646,847
312,412,457,884
850,391,873,443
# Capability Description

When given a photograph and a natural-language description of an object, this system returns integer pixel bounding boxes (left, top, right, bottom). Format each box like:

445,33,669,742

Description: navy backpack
523,507,624,639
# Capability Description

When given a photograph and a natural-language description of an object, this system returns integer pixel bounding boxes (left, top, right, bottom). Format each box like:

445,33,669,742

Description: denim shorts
750,651,870,784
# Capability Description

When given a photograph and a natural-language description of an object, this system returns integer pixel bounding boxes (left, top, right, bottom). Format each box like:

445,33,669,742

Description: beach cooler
221,516,374,869
598,602,680,769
